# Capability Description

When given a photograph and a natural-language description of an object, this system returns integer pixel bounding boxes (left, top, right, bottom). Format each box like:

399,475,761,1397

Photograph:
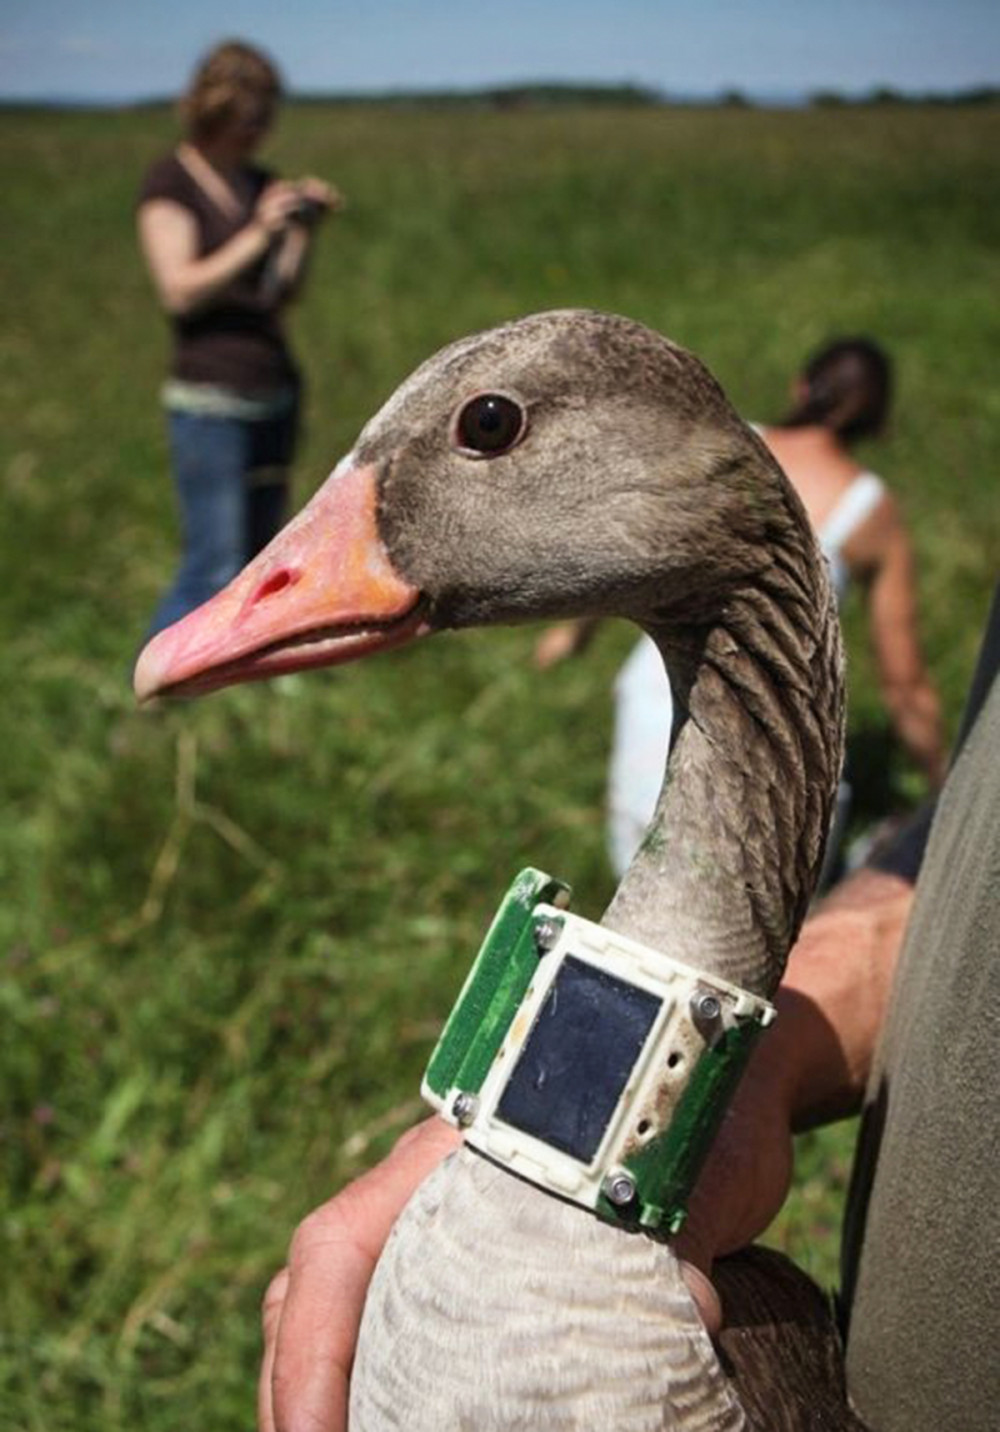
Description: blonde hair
180,40,283,142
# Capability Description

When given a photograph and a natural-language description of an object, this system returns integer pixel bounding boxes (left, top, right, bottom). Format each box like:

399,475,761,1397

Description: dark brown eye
455,394,526,455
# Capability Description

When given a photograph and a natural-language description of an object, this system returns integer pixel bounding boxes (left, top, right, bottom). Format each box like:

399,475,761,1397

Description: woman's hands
254,178,344,237
294,176,345,221
254,180,308,235
255,178,343,301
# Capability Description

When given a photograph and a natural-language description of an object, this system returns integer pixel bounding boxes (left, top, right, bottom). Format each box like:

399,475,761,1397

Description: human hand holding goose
257,854,914,1432
256,1117,722,1432
255,1082,768,1432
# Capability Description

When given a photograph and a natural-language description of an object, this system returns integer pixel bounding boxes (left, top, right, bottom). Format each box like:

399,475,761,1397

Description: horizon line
1,77,998,111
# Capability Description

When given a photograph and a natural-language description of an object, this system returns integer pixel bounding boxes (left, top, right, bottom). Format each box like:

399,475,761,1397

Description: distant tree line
7,81,998,114
291,82,658,110
809,84,1000,107
288,81,1000,110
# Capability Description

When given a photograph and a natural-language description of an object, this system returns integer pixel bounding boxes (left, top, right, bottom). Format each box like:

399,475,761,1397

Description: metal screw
533,917,561,955
451,1092,478,1127
602,1170,637,1207
691,990,722,1024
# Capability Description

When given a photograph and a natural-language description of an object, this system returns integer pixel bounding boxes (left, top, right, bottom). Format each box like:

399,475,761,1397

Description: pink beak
134,461,426,702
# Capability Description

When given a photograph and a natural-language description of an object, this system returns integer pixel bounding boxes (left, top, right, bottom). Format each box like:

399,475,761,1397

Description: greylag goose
136,310,848,1430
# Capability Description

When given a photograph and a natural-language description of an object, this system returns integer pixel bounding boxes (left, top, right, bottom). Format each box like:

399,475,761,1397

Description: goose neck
601,573,841,998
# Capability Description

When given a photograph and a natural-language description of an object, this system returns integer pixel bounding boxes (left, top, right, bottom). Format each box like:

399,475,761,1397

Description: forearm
262,224,311,304
674,856,919,1281
763,867,914,1132
160,221,272,315
881,677,946,785
866,527,946,785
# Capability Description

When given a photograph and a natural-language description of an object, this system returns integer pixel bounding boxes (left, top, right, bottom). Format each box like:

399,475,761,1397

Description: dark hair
180,41,283,143
782,337,893,443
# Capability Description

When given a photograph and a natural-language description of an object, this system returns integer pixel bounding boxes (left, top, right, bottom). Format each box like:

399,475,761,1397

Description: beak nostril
253,568,299,604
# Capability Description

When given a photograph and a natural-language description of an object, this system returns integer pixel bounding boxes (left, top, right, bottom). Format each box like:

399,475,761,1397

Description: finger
258,1267,289,1432
355,1117,462,1250
271,1228,363,1432
303,182,344,214
672,1207,725,1336
679,1259,723,1339
271,1119,459,1432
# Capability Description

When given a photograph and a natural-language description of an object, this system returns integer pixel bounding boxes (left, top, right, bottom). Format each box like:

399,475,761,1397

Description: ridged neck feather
602,529,843,999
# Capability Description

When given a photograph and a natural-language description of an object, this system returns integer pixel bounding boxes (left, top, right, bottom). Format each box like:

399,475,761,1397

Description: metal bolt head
533,917,561,955
451,1092,478,1127
602,1170,637,1207
692,990,722,1024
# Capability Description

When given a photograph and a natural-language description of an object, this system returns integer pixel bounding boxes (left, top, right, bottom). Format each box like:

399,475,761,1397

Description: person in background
536,338,946,877
137,39,341,637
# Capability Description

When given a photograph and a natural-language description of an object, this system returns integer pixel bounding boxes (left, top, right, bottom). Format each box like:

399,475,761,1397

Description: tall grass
1,100,998,1429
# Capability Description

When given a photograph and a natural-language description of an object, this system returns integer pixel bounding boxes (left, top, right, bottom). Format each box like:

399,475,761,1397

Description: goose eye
455,394,526,455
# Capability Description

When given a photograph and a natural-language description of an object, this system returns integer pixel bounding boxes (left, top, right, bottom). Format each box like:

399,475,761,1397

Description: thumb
679,1259,723,1338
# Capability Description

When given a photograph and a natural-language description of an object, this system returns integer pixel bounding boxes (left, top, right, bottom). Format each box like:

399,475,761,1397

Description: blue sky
1,0,998,103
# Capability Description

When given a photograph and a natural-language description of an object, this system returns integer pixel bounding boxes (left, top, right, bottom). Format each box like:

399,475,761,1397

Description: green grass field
2,99,998,1430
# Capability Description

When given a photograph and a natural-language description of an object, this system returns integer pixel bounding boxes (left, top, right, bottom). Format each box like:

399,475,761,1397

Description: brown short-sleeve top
138,152,300,397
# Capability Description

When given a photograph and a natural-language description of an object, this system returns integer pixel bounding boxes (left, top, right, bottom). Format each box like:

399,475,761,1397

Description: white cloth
819,471,886,601
606,469,886,876
607,634,673,877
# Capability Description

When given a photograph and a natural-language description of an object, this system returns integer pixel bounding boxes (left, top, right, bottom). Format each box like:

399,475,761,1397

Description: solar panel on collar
495,956,662,1163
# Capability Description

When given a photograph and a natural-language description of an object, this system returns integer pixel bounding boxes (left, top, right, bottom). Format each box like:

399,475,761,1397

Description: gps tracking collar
422,869,774,1235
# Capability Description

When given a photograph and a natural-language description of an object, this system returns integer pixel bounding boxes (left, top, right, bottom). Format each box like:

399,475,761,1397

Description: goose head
136,309,843,996
137,311,802,681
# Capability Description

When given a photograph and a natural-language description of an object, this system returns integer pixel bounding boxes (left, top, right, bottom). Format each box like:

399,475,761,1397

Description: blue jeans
147,405,297,637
